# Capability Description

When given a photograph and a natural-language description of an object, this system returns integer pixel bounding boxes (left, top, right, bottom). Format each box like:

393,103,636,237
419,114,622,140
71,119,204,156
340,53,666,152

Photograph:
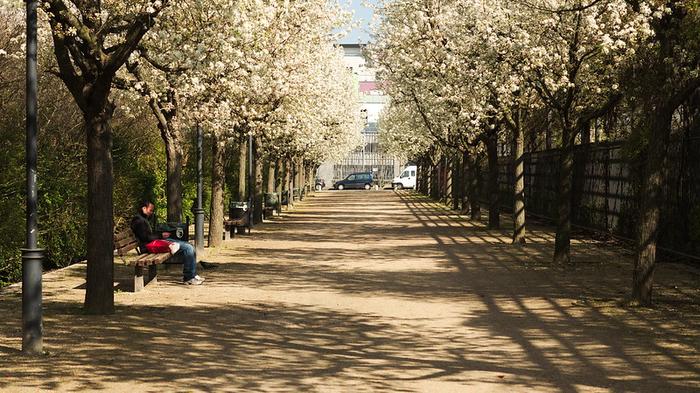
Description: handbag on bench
145,239,180,255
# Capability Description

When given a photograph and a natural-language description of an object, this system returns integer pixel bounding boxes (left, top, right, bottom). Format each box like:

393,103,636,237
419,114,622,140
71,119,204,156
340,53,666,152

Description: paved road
1,190,699,392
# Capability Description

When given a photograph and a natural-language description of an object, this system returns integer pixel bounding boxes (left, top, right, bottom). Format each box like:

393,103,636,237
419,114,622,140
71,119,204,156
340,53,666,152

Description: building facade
317,44,400,187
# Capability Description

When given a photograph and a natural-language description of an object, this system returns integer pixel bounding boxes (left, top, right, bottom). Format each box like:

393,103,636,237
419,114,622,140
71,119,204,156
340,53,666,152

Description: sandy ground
0,190,699,392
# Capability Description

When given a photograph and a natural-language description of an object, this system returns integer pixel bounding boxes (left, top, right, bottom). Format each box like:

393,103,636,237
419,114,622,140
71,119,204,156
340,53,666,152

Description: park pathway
1,190,699,392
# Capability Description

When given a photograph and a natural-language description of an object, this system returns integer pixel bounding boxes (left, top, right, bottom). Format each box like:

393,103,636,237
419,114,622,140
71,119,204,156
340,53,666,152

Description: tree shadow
0,190,698,391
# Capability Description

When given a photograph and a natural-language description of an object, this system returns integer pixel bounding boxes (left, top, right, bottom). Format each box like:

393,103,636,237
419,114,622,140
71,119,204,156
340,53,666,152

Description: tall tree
630,1,700,305
517,1,653,264
44,0,168,314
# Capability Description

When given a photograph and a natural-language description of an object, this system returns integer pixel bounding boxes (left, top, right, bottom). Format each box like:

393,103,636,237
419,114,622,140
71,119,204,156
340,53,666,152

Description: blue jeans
167,239,197,281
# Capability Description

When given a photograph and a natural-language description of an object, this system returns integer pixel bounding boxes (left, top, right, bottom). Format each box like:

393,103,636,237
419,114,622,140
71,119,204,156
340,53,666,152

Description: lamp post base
21,247,44,355
194,208,205,256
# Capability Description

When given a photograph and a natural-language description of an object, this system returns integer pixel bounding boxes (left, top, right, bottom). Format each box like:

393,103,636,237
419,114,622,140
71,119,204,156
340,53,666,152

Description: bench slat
133,252,169,267
135,254,157,266
114,236,138,250
116,242,139,256
114,230,135,242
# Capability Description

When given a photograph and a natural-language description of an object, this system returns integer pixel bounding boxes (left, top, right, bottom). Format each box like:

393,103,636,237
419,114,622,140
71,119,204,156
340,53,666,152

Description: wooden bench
114,229,172,292
223,214,251,240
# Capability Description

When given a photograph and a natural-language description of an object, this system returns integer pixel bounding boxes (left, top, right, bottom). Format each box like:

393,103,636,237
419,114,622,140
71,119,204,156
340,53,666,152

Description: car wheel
394,183,404,190
364,183,371,190
315,184,322,191
337,184,344,190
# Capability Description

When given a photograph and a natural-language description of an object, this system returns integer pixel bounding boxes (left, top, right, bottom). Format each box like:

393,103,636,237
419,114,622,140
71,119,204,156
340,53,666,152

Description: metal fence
494,139,700,258
332,132,398,185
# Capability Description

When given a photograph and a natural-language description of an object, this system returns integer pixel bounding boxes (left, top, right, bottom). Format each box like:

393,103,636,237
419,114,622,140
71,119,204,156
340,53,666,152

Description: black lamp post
22,0,44,355
194,125,205,256
247,131,254,228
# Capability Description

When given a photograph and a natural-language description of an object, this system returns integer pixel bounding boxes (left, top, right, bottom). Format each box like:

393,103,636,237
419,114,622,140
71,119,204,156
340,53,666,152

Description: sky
339,0,378,44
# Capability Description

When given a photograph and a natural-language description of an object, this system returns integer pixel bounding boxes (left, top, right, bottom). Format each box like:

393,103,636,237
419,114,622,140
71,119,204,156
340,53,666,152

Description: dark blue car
334,172,374,190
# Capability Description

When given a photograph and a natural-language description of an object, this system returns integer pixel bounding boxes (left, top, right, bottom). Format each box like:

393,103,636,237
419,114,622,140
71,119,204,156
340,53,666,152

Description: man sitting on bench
131,200,204,285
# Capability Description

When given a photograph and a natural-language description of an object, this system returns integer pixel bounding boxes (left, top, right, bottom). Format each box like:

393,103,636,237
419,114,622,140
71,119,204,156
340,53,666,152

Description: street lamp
22,0,44,355
247,131,253,227
194,125,204,256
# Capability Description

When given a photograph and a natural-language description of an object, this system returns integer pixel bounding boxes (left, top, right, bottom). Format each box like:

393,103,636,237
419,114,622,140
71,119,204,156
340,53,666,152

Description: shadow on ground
0,190,698,392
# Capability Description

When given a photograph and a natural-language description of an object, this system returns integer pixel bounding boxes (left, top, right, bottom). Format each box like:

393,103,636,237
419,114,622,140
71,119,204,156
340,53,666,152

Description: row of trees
371,0,700,305
0,0,362,313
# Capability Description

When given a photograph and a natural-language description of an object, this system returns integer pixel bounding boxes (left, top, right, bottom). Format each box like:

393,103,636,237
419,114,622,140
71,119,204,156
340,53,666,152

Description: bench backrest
114,229,140,256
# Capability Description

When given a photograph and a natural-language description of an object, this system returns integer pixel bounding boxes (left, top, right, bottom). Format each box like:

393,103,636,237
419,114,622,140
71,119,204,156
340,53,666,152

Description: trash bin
156,219,189,241
229,201,249,219
264,192,279,207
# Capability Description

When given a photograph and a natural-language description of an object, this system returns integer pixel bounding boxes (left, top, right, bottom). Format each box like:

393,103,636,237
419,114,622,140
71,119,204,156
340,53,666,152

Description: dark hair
137,200,154,212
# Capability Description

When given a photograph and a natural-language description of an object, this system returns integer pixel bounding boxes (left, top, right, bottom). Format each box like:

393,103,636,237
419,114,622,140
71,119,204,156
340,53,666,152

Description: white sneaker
194,275,205,282
183,277,203,285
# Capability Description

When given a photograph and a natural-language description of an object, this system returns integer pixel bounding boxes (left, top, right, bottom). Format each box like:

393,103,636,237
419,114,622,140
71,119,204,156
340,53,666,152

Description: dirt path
1,190,699,392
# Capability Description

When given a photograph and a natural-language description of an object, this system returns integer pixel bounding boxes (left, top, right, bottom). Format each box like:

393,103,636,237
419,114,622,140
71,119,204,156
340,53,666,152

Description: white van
392,165,417,189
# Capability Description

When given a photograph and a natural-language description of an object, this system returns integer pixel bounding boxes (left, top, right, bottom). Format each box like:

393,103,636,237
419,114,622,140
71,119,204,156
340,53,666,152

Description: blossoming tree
41,0,169,314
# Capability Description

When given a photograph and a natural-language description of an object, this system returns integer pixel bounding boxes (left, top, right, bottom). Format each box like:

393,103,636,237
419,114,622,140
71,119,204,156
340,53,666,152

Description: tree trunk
282,160,290,194
294,161,301,201
237,138,247,201
436,160,443,200
545,111,553,150
580,123,591,145
162,125,183,222
208,138,226,248
298,162,305,197
633,106,672,305
452,153,460,211
487,132,500,229
460,151,469,214
422,158,431,195
430,163,440,200
424,162,430,196
253,139,264,224
146,92,183,223
266,160,275,193
307,165,314,192
512,116,526,244
300,161,309,192
288,159,295,208
275,158,283,195
553,124,575,264
417,163,422,193
84,106,115,315
439,161,444,201
467,155,481,220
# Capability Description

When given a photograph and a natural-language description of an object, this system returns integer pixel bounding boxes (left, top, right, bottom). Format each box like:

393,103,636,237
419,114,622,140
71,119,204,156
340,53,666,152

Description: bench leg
148,264,158,286
134,266,145,292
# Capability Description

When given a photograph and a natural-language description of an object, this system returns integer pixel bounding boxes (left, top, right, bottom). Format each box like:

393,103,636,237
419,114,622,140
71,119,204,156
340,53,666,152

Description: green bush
0,50,165,285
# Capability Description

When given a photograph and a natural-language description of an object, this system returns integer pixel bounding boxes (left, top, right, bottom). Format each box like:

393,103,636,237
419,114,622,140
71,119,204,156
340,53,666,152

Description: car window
410,170,416,177
400,171,408,178
347,175,355,181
